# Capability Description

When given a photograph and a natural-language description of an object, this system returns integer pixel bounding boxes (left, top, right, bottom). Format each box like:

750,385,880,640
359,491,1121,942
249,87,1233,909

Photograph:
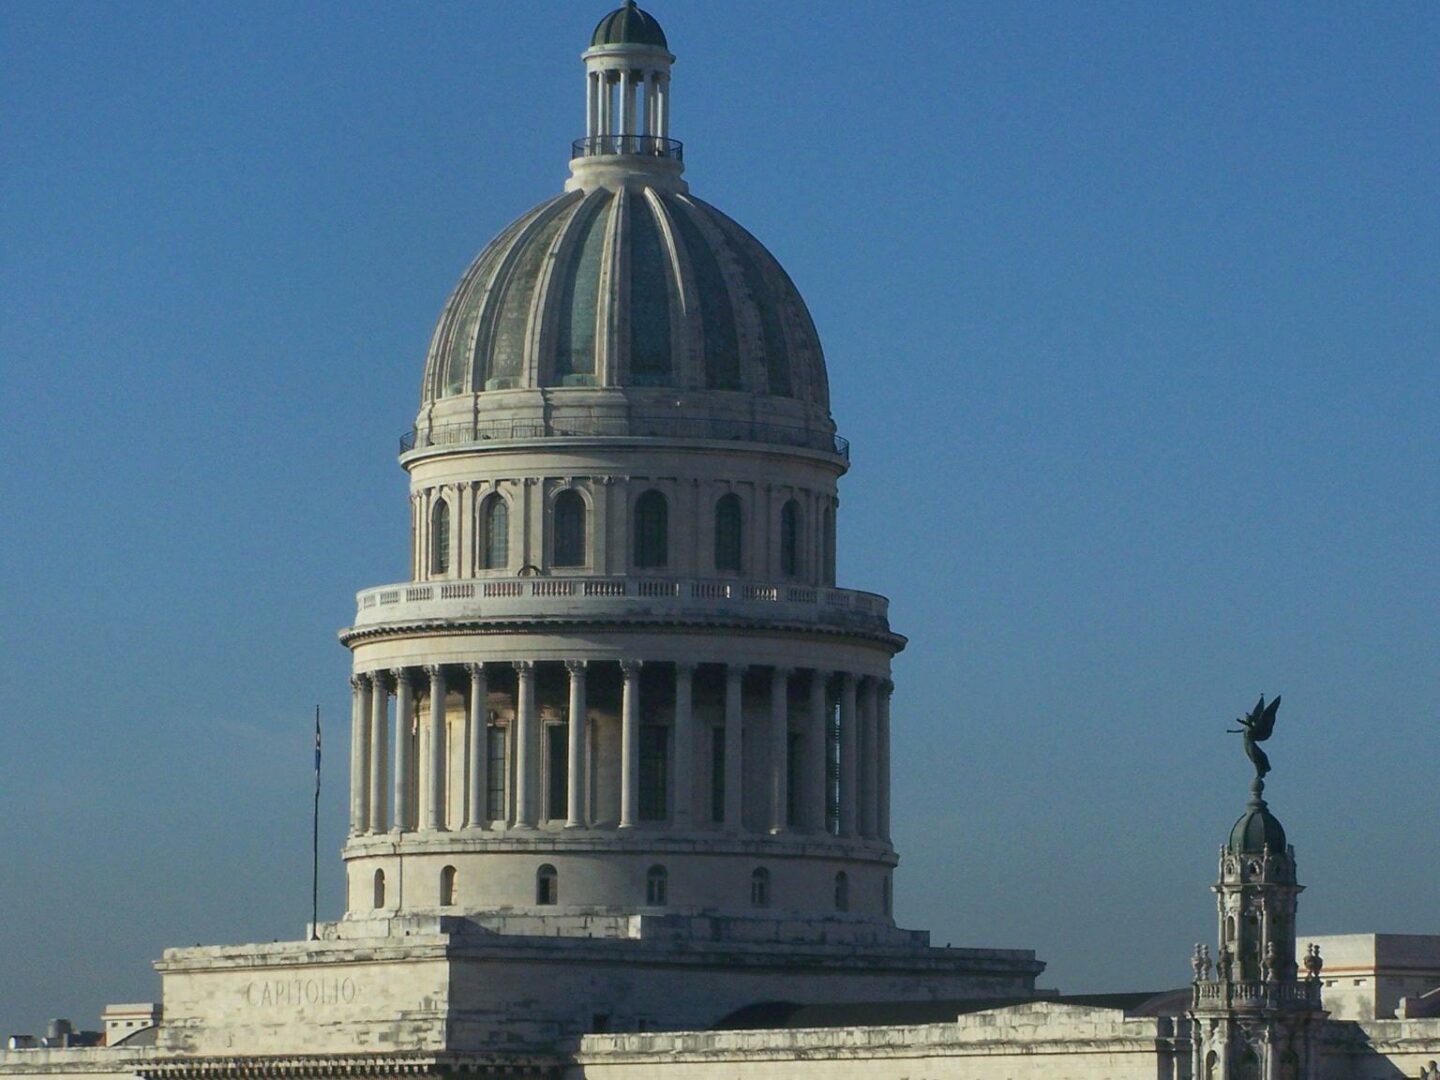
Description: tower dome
409,0,839,459
419,188,829,408
1228,780,1288,854
591,0,668,48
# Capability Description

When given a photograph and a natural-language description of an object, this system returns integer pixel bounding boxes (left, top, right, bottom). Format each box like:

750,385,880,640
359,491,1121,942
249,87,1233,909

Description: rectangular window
486,725,507,821
711,726,726,823
547,723,569,821
787,731,803,827
639,725,669,821
825,705,840,835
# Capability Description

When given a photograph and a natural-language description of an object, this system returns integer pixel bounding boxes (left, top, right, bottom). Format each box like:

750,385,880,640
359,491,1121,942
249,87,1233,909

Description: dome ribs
627,190,674,386
663,194,740,392
424,205,537,401
548,191,611,386
488,202,573,389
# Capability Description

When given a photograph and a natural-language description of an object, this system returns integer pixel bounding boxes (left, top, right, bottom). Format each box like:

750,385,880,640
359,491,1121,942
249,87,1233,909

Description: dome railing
572,134,683,161
351,576,890,634
401,415,849,461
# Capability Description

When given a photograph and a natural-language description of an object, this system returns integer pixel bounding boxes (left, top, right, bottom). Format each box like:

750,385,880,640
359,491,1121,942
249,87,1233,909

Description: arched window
536,864,558,905
553,491,587,567
634,490,668,568
372,869,386,910
834,871,849,912
779,499,801,577
1205,1051,1219,1080
480,495,509,570
431,498,452,575
714,494,743,572
750,867,770,908
646,865,668,906
439,865,457,907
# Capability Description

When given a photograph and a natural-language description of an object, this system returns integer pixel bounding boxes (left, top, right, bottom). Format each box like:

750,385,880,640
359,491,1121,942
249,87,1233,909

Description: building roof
711,990,1191,1030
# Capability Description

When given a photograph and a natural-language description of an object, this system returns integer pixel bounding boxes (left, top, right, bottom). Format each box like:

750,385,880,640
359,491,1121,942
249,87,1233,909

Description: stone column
586,71,597,142
672,663,695,828
392,669,415,832
807,670,829,833
769,667,791,834
513,661,536,828
723,665,744,832
425,665,447,831
349,675,371,836
860,677,880,839
466,664,488,828
838,673,858,838
619,659,642,828
368,673,389,833
878,679,893,842
565,660,587,828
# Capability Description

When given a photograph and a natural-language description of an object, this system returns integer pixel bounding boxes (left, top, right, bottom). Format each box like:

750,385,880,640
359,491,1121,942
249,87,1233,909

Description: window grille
750,867,770,908
554,490,587,567
431,499,451,574
481,496,509,569
485,725,507,821
646,865,668,905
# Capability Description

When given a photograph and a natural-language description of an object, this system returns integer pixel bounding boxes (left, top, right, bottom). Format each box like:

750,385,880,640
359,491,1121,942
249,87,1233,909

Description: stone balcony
1192,978,1324,1011
346,577,892,638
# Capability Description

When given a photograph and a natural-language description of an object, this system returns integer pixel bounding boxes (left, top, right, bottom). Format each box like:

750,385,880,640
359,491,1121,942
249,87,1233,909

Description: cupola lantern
571,1,683,192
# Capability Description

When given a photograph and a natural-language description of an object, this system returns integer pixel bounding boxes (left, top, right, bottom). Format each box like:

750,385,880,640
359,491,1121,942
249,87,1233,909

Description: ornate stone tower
1191,762,1327,1079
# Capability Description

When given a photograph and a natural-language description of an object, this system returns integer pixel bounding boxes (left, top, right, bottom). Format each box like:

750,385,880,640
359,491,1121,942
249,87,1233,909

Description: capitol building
3,5,1437,1080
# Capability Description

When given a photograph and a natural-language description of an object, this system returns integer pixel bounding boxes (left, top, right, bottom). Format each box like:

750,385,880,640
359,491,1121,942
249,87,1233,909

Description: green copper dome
591,1,668,49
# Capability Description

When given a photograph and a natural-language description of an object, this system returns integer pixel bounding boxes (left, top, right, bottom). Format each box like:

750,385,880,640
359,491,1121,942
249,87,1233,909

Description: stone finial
1192,943,1212,981
1303,942,1324,981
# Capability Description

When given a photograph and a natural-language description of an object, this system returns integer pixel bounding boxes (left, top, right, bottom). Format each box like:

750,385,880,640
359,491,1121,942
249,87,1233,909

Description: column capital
424,664,446,681
880,679,895,697
565,659,589,676
771,666,794,680
369,670,391,692
466,662,486,679
620,658,643,677
673,660,697,677
350,674,366,691
513,659,535,674
725,663,745,684
390,667,414,688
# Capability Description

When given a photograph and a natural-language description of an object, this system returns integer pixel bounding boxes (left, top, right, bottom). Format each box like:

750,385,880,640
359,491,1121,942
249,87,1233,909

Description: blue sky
1,1,1436,1037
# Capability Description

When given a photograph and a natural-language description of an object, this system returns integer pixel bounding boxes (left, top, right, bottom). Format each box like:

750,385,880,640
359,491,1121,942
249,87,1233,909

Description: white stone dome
420,186,830,411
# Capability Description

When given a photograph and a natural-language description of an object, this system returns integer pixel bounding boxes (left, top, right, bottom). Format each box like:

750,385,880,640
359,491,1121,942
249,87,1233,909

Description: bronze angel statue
1229,695,1281,778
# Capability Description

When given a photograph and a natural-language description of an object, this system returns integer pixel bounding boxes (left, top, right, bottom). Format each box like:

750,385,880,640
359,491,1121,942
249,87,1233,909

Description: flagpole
311,704,321,941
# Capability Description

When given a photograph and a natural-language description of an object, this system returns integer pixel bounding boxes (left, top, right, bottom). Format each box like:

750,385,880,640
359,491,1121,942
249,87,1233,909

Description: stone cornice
137,1052,563,1079
339,615,906,652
